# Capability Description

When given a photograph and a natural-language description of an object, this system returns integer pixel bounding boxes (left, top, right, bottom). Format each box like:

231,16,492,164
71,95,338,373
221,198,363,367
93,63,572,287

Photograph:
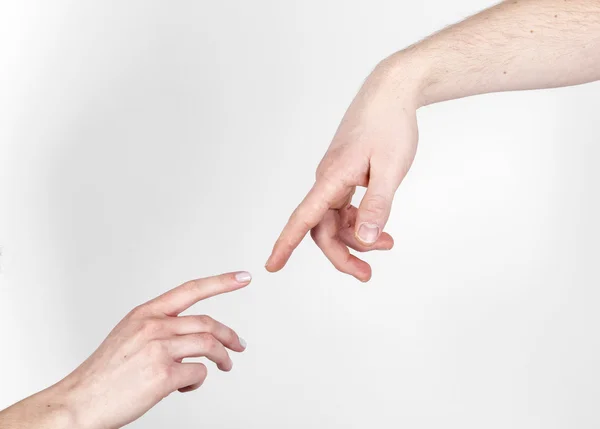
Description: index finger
147,272,252,316
265,181,338,272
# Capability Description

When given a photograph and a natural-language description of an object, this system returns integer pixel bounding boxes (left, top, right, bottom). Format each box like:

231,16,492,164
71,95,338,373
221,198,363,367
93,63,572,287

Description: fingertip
265,245,283,272
268,223,307,272
354,270,372,282
264,253,274,271
234,271,252,284
387,235,395,249
264,260,278,273
219,360,234,372
228,336,247,353
349,257,372,282
358,267,372,282
177,363,207,393
355,222,381,247
378,233,395,250
265,252,290,273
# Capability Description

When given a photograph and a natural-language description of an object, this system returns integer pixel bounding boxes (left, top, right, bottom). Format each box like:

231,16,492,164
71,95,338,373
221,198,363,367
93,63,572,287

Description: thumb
355,160,403,246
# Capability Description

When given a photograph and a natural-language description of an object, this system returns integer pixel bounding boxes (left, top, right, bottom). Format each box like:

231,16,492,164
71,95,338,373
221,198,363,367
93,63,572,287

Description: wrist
0,383,80,429
372,45,434,109
50,376,98,429
39,382,82,429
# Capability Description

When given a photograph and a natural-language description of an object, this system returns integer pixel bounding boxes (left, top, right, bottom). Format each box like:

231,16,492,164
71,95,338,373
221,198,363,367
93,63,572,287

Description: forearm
384,0,600,106
0,384,77,429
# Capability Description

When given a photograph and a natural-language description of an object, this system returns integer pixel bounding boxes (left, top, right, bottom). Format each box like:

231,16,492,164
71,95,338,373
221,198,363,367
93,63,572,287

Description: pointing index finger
148,271,252,316
265,181,337,272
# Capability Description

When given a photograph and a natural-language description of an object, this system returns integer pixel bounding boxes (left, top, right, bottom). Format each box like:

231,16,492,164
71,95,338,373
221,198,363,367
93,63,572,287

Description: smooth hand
0,272,251,429
68,271,251,429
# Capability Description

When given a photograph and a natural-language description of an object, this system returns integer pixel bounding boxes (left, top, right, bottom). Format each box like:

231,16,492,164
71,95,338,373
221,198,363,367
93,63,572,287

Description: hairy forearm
384,0,600,106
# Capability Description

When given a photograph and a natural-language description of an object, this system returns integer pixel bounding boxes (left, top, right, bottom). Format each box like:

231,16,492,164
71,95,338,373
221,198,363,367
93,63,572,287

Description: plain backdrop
1,1,600,428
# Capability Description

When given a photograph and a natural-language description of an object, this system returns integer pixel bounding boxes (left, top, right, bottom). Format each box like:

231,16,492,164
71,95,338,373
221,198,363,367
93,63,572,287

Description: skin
0,271,251,429
4,0,600,423
266,0,600,282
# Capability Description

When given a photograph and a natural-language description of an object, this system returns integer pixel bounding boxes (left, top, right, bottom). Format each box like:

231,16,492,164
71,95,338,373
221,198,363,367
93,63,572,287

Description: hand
0,271,251,429
266,59,420,281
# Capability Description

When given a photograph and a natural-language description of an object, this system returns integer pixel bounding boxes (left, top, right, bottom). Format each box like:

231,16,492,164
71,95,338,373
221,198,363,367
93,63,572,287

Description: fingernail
357,223,380,244
239,337,247,349
235,271,252,283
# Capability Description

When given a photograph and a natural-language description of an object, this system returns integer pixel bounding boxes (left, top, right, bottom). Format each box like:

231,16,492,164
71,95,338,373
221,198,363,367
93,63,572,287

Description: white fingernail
235,271,252,283
239,337,247,349
357,223,380,244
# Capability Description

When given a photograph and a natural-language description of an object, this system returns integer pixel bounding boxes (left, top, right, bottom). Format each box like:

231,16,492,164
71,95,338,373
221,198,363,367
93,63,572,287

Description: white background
1,1,600,428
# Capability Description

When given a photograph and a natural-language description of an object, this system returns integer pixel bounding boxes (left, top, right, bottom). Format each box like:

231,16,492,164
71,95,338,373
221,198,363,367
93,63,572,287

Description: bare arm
0,387,75,429
404,0,600,106
267,0,600,280
0,272,250,429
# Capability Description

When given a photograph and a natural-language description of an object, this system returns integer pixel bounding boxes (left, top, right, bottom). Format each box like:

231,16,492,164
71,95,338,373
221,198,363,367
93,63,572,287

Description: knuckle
198,333,218,350
128,304,148,319
146,339,168,358
275,236,295,254
330,253,354,274
153,362,173,385
362,194,389,216
226,328,238,344
316,152,339,179
196,315,214,329
299,217,314,233
145,319,162,333
332,259,350,274
181,279,200,293
138,318,163,337
316,164,334,181
318,174,342,197
216,275,228,287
